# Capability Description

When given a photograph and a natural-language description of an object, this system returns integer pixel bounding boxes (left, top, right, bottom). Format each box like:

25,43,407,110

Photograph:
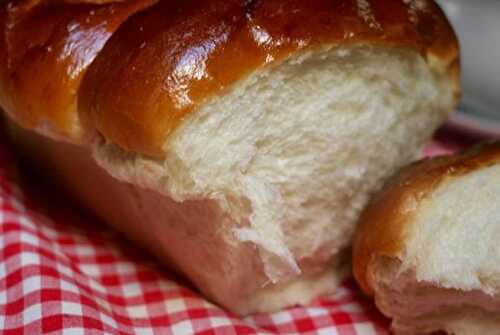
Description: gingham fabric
0,130,468,335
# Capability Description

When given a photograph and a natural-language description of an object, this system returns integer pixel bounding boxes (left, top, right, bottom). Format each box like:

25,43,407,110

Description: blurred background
436,0,500,137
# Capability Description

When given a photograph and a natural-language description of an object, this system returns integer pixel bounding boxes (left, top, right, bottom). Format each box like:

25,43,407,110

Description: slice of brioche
1,0,459,315
353,142,500,335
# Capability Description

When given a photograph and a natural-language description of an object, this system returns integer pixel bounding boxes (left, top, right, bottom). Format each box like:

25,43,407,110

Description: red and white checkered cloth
0,129,470,335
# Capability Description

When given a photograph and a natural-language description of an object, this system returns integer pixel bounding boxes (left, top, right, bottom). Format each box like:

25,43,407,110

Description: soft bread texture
353,143,500,335
95,46,456,284
0,0,459,315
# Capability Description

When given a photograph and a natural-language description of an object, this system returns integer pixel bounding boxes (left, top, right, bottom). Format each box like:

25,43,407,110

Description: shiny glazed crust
0,0,154,141
353,142,500,296
1,0,459,156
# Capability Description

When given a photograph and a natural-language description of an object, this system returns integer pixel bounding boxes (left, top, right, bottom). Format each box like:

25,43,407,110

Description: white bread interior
10,44,455,315
95,45,455,286
406,164,500,293
369,163,500,335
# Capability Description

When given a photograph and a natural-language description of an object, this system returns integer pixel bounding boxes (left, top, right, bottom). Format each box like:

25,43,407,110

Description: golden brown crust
0,0,154,141
79,0,460,157
353,142,500,296
5,0,130,13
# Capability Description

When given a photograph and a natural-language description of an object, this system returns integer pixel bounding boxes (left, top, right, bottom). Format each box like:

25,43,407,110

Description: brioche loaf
1,0,459,314
353,143,500,334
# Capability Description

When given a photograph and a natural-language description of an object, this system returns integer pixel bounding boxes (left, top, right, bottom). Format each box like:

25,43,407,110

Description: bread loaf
353,143,500,334
1,0,459,315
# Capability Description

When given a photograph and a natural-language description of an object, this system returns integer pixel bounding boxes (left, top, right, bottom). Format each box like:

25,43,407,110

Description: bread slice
1,0,459,315
353,143,500,335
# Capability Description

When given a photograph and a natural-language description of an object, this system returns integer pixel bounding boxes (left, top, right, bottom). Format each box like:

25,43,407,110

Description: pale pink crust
353,142,500,296
0,0,154,141
7,122,266,315
77,0,459,157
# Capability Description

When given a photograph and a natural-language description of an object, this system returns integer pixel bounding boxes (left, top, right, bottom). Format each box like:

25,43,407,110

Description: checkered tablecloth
0,129,470,335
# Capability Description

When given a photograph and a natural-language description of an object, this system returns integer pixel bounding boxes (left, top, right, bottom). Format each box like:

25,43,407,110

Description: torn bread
354,143,500,335
1,0,459,315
